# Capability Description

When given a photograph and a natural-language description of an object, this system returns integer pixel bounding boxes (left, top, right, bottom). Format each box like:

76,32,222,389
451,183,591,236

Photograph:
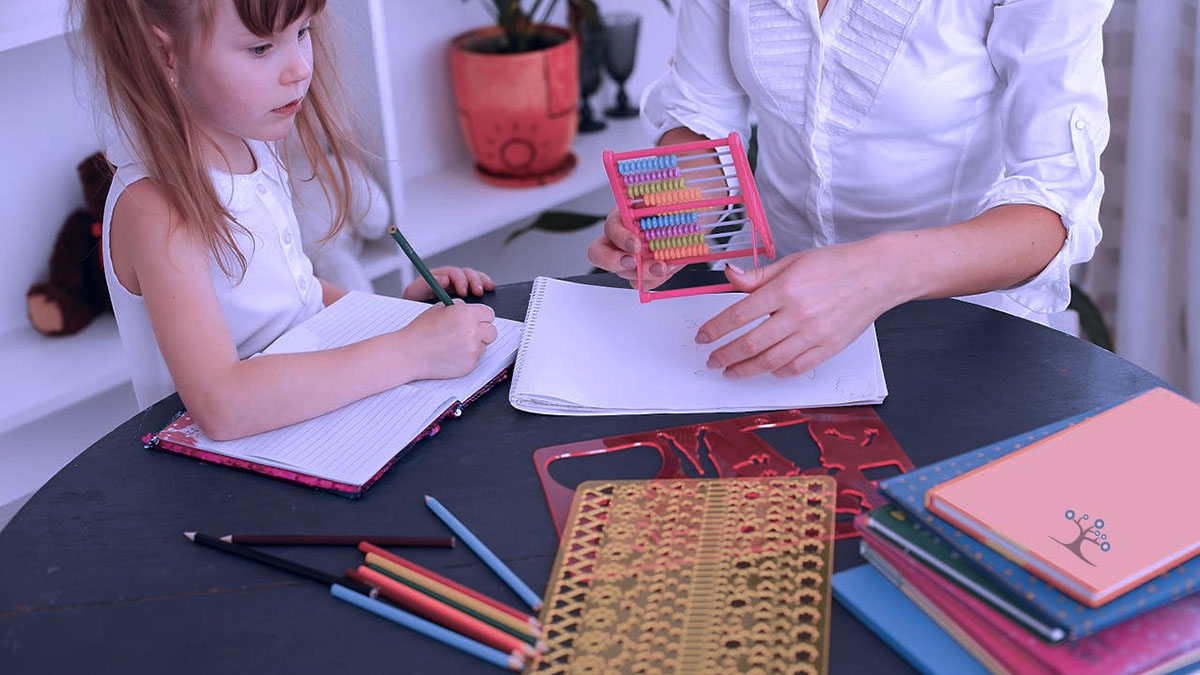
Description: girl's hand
402,267,496,301
395,300,498,380
586,206,681,289
696,239,899,378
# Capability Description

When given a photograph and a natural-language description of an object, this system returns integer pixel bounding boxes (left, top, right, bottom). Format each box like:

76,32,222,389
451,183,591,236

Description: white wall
0,35,103,336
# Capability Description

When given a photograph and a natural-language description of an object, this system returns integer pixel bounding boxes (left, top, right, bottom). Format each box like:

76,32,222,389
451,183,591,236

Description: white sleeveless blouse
101,140,324,409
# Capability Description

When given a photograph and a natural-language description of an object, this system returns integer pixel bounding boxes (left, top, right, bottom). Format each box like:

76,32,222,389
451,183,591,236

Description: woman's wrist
860,230,928,310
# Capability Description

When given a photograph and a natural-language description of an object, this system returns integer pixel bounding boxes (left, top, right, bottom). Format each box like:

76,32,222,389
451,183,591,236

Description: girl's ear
149,25,179,86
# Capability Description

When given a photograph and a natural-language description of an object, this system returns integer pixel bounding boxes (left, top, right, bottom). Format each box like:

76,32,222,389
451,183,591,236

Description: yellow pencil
364,552,540,640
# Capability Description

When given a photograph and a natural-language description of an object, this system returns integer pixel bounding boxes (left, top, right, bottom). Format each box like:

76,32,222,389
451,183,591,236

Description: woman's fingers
705,315,795,374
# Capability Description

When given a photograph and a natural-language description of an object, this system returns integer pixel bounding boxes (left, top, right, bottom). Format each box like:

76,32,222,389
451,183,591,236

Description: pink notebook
927,388,1200,607
859,522,1200,675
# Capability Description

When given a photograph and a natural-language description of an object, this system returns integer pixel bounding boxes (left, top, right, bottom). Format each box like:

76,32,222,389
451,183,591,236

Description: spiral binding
509,276,550,398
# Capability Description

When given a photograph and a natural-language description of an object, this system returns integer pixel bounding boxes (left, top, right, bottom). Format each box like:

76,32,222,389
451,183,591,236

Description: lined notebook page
509,277,887,415
168,292,522,486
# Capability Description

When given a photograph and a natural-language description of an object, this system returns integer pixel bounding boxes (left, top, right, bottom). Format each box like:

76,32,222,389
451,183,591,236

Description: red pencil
347,567,542,658
220,534,455,548
357,542,541,629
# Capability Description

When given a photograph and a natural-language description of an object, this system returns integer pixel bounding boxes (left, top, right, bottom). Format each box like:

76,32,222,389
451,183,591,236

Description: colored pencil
424,495,543,610
364,552,539,641
330,584,525,671
348,566,543,657
219,534,455,548
358,542,540,628
364,560,539,647
183,531,374,596
389,226,453,307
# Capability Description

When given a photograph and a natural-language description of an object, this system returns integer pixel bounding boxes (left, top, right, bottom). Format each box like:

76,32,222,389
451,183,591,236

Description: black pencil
184,531,374,596
389,226,454,307
219,534,455,548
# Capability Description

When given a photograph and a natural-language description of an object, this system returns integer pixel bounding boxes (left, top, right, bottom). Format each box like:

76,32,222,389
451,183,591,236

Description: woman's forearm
868,204,1067,308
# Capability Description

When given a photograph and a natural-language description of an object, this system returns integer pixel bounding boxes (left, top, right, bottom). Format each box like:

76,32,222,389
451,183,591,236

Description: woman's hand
586,206,682,289
394,300,498,380
402,266,496,301
697,238,901,378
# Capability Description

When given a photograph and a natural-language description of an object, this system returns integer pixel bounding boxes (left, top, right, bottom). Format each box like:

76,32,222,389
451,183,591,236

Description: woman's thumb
725,262,768,291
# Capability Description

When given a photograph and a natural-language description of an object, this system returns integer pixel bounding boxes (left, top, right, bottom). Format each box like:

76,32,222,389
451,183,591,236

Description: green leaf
504,211,604,246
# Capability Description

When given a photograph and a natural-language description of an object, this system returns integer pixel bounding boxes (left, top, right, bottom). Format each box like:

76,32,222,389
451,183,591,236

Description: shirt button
300,277,309,291
1074,119,1087,131
257,183,268,195
284,232,292,245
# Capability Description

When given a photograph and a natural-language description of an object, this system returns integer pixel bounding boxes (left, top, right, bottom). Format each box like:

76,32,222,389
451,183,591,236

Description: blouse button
284,232,293,245
257,183,268,195
1074,119,1087,131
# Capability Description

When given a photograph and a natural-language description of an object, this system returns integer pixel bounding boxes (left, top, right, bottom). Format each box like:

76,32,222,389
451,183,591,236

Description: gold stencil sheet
530,477,837,674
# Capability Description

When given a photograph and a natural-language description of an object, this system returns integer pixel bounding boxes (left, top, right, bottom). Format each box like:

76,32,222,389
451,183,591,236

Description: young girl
77,0,498,440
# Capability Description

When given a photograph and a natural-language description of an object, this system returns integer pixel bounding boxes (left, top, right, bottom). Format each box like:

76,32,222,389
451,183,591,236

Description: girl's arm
113,181,497,440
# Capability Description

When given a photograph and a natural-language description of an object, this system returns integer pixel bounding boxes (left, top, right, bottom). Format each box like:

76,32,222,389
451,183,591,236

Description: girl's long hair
74,0,359,278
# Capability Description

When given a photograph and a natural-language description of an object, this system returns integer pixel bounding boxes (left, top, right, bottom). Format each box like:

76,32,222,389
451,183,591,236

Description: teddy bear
290,151,392,293
26,152,114,336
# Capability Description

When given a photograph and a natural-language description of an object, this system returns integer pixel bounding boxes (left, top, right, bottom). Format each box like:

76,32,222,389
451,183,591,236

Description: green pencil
389,226,453,307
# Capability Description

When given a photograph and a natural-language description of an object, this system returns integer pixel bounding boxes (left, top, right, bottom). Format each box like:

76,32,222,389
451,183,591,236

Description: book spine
509,276,548,397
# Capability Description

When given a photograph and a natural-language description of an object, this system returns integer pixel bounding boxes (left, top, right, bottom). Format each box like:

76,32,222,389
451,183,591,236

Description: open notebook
145,292,523,497
509,277,887,415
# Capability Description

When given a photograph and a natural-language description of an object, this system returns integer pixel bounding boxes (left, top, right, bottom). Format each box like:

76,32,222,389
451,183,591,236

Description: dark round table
0,272,1165,673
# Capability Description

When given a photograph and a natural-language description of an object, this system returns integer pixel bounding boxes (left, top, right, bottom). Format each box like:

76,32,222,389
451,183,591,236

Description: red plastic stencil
533,407,912,540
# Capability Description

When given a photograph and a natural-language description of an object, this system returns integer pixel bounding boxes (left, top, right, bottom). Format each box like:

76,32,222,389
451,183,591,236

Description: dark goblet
602,12,641,118
578,23,607,132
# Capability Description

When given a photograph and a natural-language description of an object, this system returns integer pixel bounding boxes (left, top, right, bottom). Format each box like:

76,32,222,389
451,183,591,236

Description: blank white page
166,292,523,486
509,277,886,415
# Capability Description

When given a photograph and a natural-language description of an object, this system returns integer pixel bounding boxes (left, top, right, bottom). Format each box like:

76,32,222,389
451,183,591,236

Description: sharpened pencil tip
218,535,232,542
183,531,196,541
424,495,433,503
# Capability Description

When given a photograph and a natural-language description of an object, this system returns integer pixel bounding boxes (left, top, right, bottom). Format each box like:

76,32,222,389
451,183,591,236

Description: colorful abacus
602,132,775,302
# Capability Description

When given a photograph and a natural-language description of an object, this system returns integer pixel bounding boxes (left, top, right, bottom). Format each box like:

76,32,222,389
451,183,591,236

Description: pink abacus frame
602,132,775,303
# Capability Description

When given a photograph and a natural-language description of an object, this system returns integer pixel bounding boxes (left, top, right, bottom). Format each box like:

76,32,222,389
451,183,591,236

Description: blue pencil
330,584,524,671
424,495,543,611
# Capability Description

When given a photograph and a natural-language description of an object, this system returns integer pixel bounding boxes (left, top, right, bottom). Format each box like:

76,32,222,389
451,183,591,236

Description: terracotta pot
449,25,579,186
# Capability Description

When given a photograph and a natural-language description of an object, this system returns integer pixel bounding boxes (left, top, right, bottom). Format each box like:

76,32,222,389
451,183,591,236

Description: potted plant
451,1,584,187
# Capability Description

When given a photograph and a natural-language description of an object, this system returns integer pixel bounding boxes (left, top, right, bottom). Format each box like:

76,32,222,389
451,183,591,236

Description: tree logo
1050,509,1111,567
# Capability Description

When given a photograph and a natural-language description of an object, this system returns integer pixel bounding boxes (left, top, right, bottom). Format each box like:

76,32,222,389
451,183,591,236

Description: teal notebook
879,395,1200,640
832,564,987,675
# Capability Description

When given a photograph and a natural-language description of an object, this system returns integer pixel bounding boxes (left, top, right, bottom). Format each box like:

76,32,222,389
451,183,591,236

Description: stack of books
832,387,1200,674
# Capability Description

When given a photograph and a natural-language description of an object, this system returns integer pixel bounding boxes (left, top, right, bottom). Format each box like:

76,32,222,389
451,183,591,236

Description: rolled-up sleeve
641,0,752,143
980,0,1113,313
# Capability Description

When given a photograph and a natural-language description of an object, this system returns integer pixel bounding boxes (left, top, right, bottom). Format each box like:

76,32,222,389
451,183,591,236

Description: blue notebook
879,394,1200,640
832,564,987,675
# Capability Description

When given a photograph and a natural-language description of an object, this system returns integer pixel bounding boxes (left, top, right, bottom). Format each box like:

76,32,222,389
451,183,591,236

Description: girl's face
174,0,314,158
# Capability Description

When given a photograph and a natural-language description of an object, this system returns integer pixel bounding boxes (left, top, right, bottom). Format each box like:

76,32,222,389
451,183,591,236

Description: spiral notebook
144,292,524,497
509,277,888,415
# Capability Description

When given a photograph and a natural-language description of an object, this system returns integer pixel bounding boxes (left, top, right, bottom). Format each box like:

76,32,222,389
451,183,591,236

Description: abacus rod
631,187,740,205
643,222,754,239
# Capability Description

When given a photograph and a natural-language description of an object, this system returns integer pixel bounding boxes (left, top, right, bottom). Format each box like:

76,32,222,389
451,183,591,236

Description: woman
588,0,1111,379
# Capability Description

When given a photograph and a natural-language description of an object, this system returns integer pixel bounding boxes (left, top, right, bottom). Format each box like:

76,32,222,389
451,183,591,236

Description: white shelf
360,117,651,278
0,315,128,435
0,2,72,53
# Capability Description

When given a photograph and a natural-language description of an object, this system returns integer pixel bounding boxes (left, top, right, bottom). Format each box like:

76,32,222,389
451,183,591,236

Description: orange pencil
363,552,539,642
348,566,543,658
358,542,541,629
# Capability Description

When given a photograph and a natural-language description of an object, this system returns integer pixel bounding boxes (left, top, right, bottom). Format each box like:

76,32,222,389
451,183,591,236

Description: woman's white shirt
101,140,324,409
642,0,1112,321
